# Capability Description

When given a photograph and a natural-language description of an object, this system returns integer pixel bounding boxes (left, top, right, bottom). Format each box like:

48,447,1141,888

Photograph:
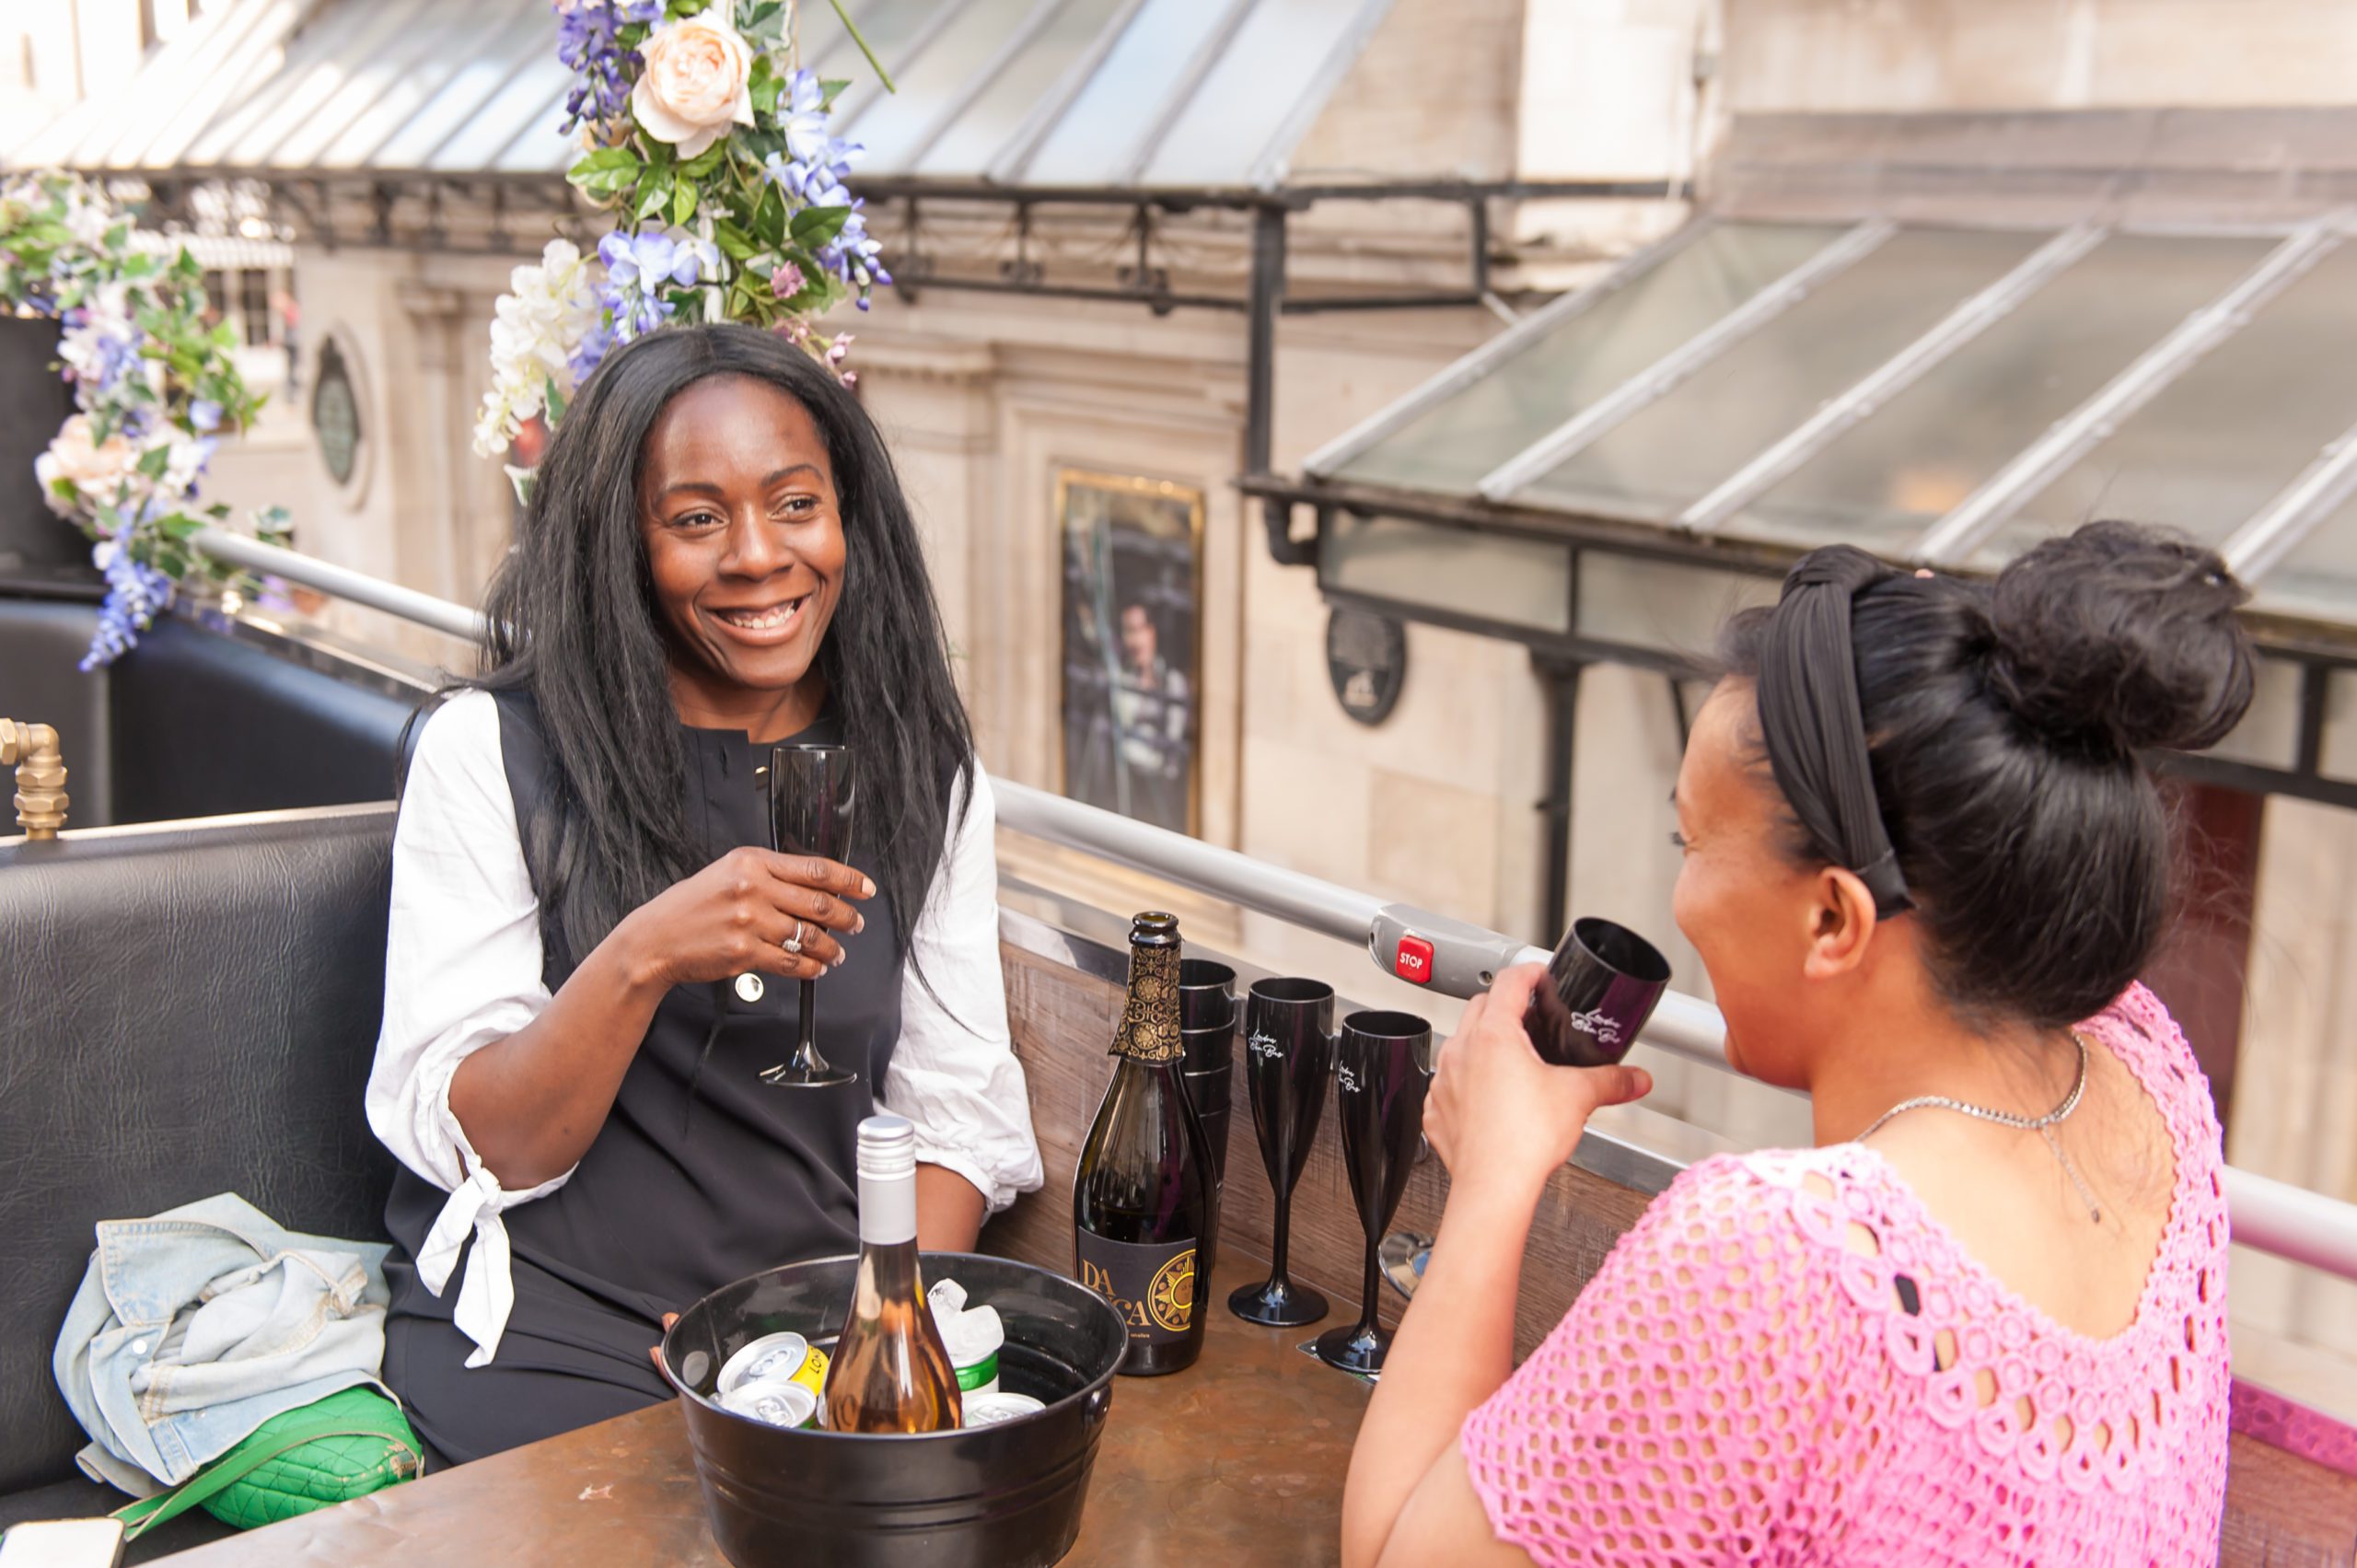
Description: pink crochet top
1462,984,2231,1566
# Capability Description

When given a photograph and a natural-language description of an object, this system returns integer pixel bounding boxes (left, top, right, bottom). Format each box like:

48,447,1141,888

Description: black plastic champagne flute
1228,977,1333,1327
761,744,857,1088
1313,1011,1433,1376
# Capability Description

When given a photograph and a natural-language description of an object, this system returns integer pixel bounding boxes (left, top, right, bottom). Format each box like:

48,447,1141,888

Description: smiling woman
364,324,1044,1471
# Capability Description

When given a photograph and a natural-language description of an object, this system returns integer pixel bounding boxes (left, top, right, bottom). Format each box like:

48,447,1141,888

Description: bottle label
1074,1231,1197,1346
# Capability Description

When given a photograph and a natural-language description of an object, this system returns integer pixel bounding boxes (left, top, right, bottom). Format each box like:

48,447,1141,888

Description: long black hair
1722,520,2255,1031
464,322,973,970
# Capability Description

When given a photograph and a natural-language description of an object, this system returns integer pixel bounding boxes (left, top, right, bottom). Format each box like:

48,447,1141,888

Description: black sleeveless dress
380,693,911,1467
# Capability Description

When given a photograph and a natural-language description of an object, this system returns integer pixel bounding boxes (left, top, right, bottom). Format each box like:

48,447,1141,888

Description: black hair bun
1984,520,2256,755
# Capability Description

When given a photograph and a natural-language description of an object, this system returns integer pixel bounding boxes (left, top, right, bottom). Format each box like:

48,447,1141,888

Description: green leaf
752,69,784,116
679,142,726,179
136,442,171,481
754,181,788,247
712,217,759,261
206,502,232,519
672,179,698,227
569,146,644,197
789,203,851,249
819,78,851,110
159,512,205,540
543,374,568,426
739,0,785,41
634,170,675,223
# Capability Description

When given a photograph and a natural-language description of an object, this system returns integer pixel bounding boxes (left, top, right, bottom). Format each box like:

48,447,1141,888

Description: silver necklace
1853,1033,2102,1224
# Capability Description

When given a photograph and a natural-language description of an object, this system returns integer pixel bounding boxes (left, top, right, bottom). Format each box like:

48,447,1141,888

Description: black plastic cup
1178,958,1235,1032
1180,1064,1231,1122
1180,1024,1234,1074
1521,917,1671,1069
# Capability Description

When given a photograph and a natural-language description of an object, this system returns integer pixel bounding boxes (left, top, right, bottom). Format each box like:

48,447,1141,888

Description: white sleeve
878,764,1045,1214
364,688,572,1367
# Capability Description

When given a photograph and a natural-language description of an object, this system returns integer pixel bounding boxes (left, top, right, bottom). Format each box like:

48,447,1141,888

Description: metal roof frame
1109,0,1259,186
981,0,1155,185
2222,424,2357,583
1911,218,2348,565
1473,218,1898,505
892,0,1076,170
1300,218,1719,480
1676,223,2108,535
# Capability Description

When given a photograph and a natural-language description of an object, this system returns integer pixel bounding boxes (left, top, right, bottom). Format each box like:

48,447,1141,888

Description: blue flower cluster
555,0,664,133
759,70,890,302
572,228,713,380
81,541,175,671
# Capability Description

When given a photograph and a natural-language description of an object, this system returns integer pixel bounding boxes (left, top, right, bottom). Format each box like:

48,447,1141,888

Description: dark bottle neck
1112,940,1182,1065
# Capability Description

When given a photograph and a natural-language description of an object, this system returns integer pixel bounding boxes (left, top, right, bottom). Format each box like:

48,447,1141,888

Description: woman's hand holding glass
614,845,874,991
1423,964,1653,1202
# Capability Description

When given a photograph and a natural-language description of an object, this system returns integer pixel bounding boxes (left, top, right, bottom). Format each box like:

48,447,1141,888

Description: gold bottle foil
1110,912,1182,1064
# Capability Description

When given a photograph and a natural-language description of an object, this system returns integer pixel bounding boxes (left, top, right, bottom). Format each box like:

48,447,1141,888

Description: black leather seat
0,805,400,1560
0,598,424,830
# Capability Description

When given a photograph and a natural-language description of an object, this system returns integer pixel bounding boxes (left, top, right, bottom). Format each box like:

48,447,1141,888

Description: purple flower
555,0,662,131
819,207,889,295
189,399,223,433
79,540,174,669
782,70,832,166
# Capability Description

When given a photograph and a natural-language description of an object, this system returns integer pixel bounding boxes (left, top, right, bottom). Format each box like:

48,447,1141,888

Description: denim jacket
52,1192,393,1494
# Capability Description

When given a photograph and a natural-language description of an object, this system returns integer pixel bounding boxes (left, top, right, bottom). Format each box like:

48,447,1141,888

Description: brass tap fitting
0,719,67,840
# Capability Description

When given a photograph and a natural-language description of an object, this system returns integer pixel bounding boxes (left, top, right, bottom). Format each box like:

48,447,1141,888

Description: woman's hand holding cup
1423,964,1653,1204
615,844,874,991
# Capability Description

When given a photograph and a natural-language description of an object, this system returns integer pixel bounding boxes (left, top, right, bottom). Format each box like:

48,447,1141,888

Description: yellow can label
788,1345,829,1399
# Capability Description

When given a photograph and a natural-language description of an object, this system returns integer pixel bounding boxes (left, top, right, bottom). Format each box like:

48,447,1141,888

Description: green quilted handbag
112,1385,423,1539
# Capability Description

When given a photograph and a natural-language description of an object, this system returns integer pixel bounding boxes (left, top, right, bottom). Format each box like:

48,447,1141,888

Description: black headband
1753,547,1913,919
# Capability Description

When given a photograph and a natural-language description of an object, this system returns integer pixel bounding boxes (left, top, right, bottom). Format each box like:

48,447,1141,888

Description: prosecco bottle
1073,912,1213,1376
822,1114,964,1432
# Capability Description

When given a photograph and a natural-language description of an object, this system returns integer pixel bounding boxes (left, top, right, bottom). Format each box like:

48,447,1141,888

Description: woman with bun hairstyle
1342,522,2254,1566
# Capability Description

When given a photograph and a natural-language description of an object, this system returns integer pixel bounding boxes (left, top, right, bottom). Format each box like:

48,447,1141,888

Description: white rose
631,13,756,159
34,414,138,515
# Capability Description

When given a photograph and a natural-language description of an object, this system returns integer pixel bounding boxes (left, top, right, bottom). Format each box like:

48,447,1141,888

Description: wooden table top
164,1254,1372,1567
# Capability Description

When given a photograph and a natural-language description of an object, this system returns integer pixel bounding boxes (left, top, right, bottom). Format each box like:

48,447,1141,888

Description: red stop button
1395,935,1434,984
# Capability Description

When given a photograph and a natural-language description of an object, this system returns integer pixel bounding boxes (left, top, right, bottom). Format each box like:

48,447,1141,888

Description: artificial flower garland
474,0,891,487
0,170,286,668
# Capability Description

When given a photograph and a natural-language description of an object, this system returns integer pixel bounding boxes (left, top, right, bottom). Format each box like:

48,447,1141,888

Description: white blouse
365,690,1044,1365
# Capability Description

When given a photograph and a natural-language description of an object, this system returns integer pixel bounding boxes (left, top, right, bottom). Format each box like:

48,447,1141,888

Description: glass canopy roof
1306,215,2357,634
13,0,1400,191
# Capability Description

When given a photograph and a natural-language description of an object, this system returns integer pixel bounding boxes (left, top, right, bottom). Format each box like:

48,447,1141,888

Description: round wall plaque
1326,608,1407,726
311,337,361,487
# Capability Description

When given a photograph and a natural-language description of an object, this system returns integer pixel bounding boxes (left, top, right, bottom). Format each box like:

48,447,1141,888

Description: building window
238,269,273,347
1057,469,1202,836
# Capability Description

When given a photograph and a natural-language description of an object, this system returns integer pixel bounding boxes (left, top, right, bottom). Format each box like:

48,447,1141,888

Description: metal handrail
181,533,2357,1283
196,527,488,643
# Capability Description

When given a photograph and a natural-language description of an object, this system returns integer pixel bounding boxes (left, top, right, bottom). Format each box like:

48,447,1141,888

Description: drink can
718,1377,819,1431
718,1331,828,1399
959,1391,1045,1429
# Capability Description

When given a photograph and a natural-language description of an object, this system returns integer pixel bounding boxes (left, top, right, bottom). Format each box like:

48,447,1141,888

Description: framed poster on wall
1057,468,1202,836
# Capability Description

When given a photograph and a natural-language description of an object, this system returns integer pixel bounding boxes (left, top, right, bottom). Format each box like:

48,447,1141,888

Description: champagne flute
1313,1011,1433,1376
761,744,858,1088
1227,977,1333,1328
